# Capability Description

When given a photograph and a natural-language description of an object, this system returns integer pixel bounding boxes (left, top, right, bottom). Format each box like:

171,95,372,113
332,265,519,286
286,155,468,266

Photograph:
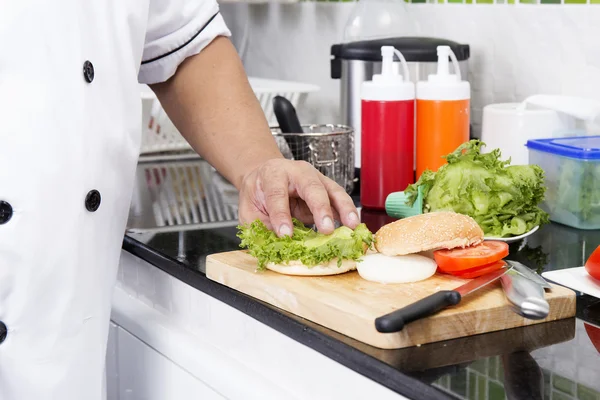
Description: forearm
149,36,283,189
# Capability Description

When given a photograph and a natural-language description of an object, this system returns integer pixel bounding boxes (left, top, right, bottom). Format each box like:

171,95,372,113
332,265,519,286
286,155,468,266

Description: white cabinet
109,250,405,400
107,322,224,400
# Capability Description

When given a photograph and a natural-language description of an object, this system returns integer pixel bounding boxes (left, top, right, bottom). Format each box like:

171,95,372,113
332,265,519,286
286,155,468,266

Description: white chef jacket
0,1,230,399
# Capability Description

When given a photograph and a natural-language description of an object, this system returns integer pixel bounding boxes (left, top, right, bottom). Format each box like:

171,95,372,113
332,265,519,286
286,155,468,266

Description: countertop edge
122,235,454,400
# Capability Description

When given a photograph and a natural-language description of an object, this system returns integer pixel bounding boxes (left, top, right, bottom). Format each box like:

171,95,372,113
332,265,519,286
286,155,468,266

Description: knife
508,260,552,289
375,265,513,333
500,261,550,320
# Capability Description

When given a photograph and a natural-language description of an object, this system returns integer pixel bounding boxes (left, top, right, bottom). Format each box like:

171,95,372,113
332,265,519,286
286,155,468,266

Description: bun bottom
266,259,357,276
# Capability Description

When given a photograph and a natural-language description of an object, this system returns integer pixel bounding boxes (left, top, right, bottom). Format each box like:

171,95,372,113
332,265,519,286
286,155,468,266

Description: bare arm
149,36,359,235
149,36,282,189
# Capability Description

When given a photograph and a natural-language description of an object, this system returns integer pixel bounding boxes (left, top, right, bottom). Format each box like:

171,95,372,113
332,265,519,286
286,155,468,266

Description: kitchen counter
121,211,600,400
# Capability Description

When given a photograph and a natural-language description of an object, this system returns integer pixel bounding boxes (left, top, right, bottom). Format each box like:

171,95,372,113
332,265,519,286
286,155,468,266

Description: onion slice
356,253,438,284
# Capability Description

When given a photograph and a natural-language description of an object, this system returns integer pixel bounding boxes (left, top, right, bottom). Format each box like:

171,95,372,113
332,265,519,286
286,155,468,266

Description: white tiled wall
220,3,600,137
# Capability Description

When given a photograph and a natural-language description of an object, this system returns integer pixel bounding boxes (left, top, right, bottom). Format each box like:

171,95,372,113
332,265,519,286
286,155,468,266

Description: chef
0,1,360,399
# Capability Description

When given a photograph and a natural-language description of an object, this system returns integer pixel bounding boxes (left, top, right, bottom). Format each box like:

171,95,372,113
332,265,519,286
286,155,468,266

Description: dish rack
127,156,240,233
139,77,320,155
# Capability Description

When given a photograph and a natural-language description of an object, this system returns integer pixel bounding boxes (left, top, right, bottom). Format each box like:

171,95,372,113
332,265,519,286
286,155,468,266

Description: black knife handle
375,290,462,333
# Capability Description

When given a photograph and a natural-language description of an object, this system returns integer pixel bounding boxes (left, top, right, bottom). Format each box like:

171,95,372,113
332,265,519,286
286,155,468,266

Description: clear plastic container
526,136,600,230
343,0,413,43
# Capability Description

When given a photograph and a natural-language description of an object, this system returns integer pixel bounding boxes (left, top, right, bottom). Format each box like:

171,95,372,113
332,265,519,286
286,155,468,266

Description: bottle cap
385,187,424,219
361,46,415,101
416,45,470,101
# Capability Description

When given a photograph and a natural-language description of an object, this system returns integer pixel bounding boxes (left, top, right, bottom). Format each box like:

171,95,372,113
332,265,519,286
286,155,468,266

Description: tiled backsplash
432,349,600,400
220,4,600,138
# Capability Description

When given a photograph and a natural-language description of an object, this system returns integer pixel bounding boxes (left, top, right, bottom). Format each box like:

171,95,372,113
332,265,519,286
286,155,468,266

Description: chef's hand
238,159,360,237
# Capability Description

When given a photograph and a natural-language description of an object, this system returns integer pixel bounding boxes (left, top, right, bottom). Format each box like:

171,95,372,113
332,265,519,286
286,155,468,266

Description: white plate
542,266,600,299
484,225,540,243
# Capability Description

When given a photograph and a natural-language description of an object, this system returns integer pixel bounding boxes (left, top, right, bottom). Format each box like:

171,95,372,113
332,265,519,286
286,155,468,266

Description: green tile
450,368,468,397
591,0,600,3
540,0,561,3
577,383,600,400
447,0,464,3
475,0,494,3
478,376,487,400
468,372,478,400
433,376,446,389
543,370,552,399
442,375,451,389
470,359,487,374
552,391,575,400
488,381,506,400
553,375,575,395
564,0,588,3
488,357,498,380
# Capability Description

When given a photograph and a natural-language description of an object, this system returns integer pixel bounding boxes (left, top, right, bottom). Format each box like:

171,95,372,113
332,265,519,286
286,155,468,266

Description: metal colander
272,124,355,194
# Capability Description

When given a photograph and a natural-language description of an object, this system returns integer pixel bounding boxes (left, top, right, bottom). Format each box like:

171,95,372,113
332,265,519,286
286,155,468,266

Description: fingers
238,159,358,239
238,181,272,230
291,162,336,235
259,165,293,237
319,175,360,229
290,198,341,227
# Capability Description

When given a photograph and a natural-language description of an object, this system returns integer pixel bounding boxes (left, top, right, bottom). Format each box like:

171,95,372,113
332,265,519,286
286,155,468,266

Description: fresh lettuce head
405,140,549,237
237,218,374,270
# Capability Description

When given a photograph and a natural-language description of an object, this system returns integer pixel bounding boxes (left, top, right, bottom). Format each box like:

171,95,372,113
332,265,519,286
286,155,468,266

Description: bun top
374,212,484,256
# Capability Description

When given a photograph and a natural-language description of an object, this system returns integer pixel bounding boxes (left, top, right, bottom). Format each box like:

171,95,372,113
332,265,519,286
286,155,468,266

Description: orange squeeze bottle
416,45,470,179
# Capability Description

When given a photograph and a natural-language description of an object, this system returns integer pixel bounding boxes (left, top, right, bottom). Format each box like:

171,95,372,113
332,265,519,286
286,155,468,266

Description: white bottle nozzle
432,45,462,82
381,46,395,76
380,45,410,82
436,46,451,76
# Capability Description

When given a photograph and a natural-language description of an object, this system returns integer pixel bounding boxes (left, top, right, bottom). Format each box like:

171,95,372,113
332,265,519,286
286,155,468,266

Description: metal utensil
272,124,355,194
500,262,550,320
375,265,513,333
508,260,552,289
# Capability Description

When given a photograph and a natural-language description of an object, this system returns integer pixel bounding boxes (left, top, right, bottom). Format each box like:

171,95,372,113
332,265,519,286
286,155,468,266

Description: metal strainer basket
272,124,355,194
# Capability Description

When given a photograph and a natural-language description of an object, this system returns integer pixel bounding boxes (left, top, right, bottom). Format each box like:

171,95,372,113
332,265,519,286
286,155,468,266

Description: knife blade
375,265,513,333
500,267,550,320
506,260,552,289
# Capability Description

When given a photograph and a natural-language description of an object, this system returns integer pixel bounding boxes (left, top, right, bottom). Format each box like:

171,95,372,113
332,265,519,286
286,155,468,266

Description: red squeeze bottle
360,46,415,211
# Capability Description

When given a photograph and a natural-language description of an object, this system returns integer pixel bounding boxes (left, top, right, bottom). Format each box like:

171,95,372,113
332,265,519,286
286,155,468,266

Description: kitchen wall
220,3,600,137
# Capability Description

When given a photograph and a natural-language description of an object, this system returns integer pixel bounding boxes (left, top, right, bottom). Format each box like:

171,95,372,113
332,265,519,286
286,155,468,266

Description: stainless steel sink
126,152,240,234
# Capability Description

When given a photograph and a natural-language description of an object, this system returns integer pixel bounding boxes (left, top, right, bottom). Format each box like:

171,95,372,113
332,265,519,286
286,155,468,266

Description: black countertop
123,211,600,400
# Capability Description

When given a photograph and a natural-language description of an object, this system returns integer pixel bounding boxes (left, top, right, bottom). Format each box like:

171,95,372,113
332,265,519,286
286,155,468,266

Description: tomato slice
450,261,505,279
585,245,600,281
584,323,600,354
434,241,509,273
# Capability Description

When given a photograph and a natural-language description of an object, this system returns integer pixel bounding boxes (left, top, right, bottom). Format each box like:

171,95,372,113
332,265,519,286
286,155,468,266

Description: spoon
484,225,539,243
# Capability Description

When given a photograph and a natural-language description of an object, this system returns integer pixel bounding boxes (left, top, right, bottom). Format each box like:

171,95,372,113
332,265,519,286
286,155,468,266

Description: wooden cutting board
206,251,577,349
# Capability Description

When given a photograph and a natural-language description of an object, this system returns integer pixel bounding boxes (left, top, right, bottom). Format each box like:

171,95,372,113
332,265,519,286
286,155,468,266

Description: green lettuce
549,158,600,227
405,140,549,237
237,218,374,270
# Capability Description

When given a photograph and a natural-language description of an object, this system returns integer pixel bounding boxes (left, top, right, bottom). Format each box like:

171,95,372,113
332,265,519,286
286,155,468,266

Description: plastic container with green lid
526,135,600,230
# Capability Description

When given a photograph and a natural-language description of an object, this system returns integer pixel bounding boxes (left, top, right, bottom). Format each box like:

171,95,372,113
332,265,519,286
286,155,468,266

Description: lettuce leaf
237,218,374,270
550,158,600,227
405,140,549,237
